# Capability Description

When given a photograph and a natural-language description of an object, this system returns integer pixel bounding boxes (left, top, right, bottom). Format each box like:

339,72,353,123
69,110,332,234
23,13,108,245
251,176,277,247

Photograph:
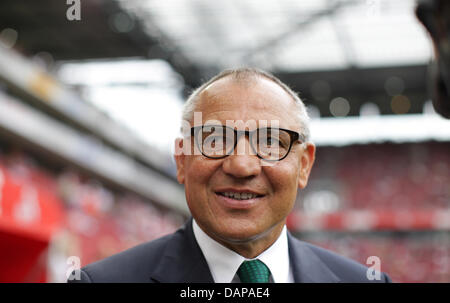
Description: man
416,0,450,118
70,68,391,283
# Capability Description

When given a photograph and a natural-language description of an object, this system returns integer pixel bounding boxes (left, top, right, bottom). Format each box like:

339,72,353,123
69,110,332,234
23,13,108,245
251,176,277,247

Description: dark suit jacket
69,219,391,283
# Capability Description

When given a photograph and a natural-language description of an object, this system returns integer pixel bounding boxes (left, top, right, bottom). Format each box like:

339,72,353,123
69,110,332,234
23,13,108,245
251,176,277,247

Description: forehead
195,76,300,130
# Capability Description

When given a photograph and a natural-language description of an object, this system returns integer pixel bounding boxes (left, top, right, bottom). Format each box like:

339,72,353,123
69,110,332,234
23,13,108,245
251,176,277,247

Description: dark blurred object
416,0,450,118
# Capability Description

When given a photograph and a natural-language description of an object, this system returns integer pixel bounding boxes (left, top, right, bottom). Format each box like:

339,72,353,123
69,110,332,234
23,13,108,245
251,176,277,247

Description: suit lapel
150,220,340,283
288,232,341,283
150,219,214,283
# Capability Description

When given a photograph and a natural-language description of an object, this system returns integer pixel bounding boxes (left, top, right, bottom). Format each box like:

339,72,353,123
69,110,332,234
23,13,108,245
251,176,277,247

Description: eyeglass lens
196,125,293,160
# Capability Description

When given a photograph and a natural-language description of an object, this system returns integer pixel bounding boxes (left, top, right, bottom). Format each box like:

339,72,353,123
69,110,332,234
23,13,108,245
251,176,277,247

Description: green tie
237,259,271,283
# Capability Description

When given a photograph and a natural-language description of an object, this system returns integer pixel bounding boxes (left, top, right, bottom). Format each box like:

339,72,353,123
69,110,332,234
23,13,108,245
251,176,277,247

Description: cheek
184,157,220,193
265,161,300,193
263,161,301,215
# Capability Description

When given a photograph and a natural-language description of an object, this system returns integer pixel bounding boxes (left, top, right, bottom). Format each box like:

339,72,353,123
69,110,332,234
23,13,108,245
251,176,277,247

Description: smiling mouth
216,191,264,200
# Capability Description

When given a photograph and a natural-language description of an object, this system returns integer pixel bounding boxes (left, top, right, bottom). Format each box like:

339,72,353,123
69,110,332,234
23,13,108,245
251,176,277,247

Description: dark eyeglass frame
190,125,305,161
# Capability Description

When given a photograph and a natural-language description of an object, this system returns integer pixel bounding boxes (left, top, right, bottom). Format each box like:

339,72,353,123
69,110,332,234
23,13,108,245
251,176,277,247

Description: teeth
221,192,258,200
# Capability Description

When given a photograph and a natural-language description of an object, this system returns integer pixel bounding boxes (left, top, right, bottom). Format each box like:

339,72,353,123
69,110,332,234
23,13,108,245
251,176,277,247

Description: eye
259,135,281,147
204,135,225,148
266,136,276,145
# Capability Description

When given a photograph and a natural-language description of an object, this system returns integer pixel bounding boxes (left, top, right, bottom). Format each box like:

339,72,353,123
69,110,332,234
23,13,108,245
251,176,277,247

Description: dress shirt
192,219,294,283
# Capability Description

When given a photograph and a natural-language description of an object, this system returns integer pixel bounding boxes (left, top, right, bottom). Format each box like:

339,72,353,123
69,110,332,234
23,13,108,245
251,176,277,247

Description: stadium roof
117,0,431,73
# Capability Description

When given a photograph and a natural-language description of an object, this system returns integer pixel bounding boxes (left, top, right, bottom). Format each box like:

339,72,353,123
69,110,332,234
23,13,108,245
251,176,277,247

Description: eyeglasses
190,125,305,161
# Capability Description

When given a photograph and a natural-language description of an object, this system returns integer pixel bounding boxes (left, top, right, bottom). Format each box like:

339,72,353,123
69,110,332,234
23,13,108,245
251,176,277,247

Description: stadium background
0,0,449,282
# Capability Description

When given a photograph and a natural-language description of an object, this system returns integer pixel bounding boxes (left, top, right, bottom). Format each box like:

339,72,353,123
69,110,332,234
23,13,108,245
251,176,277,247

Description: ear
174,137,186,184
298,142,316,189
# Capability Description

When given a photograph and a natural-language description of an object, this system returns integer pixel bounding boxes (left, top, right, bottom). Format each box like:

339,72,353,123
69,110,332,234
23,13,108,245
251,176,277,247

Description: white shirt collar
192,219,293,283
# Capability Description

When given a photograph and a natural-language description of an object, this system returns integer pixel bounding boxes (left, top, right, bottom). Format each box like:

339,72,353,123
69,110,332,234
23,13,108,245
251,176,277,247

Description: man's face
175,77,315,245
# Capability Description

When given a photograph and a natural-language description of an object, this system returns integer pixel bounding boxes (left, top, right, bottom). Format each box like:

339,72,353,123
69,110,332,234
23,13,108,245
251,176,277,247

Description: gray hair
181,67,311,142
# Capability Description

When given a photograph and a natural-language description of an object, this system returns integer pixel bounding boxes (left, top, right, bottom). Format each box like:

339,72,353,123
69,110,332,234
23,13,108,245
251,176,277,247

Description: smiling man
70,68,391,283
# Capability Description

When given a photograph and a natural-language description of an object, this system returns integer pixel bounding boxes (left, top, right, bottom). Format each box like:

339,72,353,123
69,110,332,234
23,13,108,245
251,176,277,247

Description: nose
222,135,261,178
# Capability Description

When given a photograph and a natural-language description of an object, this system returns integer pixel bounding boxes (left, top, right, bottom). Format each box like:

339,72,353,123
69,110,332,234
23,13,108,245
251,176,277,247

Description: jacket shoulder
299,240,391,283
70,233,173,283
